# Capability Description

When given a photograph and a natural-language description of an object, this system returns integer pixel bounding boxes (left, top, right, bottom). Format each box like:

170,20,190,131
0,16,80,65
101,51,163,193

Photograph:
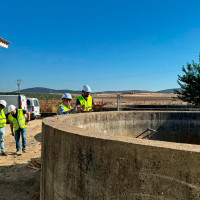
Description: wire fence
92,93,200,111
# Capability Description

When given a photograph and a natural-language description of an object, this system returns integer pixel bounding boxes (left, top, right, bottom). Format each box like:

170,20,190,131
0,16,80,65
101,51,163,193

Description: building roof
0,37,11,48
0,37,11,44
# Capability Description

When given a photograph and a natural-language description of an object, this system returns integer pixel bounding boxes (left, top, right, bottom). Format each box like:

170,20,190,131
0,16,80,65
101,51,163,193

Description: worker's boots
2,152,8,156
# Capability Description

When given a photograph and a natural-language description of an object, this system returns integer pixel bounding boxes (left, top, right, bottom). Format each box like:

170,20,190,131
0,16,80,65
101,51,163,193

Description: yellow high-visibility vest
77,95,93,111
8,109,27,131
0,109,6,128
57,103,72,115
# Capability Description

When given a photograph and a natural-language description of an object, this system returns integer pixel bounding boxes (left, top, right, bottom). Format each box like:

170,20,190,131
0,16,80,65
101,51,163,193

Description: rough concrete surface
41,111,200,200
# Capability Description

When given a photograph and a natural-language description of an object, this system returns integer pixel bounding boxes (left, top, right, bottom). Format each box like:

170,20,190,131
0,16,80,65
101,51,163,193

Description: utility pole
16,79,22,94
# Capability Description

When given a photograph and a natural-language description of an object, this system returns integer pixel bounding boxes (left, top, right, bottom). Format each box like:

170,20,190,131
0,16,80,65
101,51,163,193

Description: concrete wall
41,111,200,200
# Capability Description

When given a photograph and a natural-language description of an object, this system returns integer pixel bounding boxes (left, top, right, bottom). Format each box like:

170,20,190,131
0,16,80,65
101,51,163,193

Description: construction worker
8,105,30,154
76,85,96,112
57,93,81,115
0,100,8,156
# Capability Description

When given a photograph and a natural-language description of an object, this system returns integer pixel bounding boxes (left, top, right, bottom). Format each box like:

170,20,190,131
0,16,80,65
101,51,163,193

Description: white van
0,94,27,116
27,98,41,119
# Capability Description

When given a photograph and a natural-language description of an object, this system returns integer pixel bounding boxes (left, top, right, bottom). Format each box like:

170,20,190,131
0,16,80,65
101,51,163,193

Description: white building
0,37,11,48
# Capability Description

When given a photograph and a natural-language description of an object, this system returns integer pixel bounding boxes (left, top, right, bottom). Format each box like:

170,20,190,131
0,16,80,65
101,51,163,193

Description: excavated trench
41,111,200,200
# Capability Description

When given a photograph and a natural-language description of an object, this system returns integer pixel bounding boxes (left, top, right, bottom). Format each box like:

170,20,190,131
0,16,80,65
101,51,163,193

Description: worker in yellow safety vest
57,93,83,115
8,105,30,155
0,100,8,156
76,85,96,112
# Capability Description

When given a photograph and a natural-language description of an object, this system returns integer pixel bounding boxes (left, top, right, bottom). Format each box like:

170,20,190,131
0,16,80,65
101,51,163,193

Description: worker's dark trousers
15,128,26,152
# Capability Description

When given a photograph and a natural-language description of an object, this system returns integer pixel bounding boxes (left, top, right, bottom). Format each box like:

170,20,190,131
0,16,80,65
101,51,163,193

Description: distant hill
14,87,154,94
13,87,82,94
156,88,181,94
11,87,181,94
95,90,154,94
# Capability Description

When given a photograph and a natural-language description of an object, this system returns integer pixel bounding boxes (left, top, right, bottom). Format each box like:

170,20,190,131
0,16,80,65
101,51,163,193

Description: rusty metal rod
135,128,150,138
142,129,157,139
136,128,157,139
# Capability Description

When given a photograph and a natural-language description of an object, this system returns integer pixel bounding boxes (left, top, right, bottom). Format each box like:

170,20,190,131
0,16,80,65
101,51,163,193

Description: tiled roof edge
0,37,11,44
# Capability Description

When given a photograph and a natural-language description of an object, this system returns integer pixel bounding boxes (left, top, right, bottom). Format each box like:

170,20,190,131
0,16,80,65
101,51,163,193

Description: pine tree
174,55,200,105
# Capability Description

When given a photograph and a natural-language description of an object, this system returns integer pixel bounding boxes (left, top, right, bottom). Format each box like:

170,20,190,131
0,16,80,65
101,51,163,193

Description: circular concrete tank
41,111,200,200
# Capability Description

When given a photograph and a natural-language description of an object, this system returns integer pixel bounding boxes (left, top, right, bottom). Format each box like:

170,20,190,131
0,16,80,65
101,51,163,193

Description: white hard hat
82,85,92,92
62,93,72,100
0,100,7,107
8,105,16,112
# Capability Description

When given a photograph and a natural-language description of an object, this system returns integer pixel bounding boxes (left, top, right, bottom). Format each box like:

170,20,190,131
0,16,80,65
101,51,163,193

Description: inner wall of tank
75,112,200,145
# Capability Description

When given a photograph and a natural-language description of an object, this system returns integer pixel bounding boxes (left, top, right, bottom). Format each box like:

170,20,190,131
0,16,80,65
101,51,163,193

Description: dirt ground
92,93,186,106
0,119,42,200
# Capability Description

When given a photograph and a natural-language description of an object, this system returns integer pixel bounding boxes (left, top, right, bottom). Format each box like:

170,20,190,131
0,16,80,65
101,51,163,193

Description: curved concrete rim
43,111,200,153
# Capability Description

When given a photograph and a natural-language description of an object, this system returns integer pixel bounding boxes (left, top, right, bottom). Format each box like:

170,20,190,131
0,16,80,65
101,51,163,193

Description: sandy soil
92,93,186,106
0,119,42,200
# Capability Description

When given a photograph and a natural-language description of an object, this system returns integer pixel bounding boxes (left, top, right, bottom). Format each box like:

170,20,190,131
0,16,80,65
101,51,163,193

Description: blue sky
1,0,200,92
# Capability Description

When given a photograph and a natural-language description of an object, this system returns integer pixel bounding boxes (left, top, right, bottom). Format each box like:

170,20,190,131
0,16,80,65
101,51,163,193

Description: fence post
117,94,120,111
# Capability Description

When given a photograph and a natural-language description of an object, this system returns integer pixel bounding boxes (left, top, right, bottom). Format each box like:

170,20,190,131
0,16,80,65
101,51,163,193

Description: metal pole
16,79,21,94
117,94,120,111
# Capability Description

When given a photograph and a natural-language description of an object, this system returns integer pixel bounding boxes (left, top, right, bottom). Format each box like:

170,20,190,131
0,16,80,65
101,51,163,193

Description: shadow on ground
34,132,42,143
0,163,40,200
